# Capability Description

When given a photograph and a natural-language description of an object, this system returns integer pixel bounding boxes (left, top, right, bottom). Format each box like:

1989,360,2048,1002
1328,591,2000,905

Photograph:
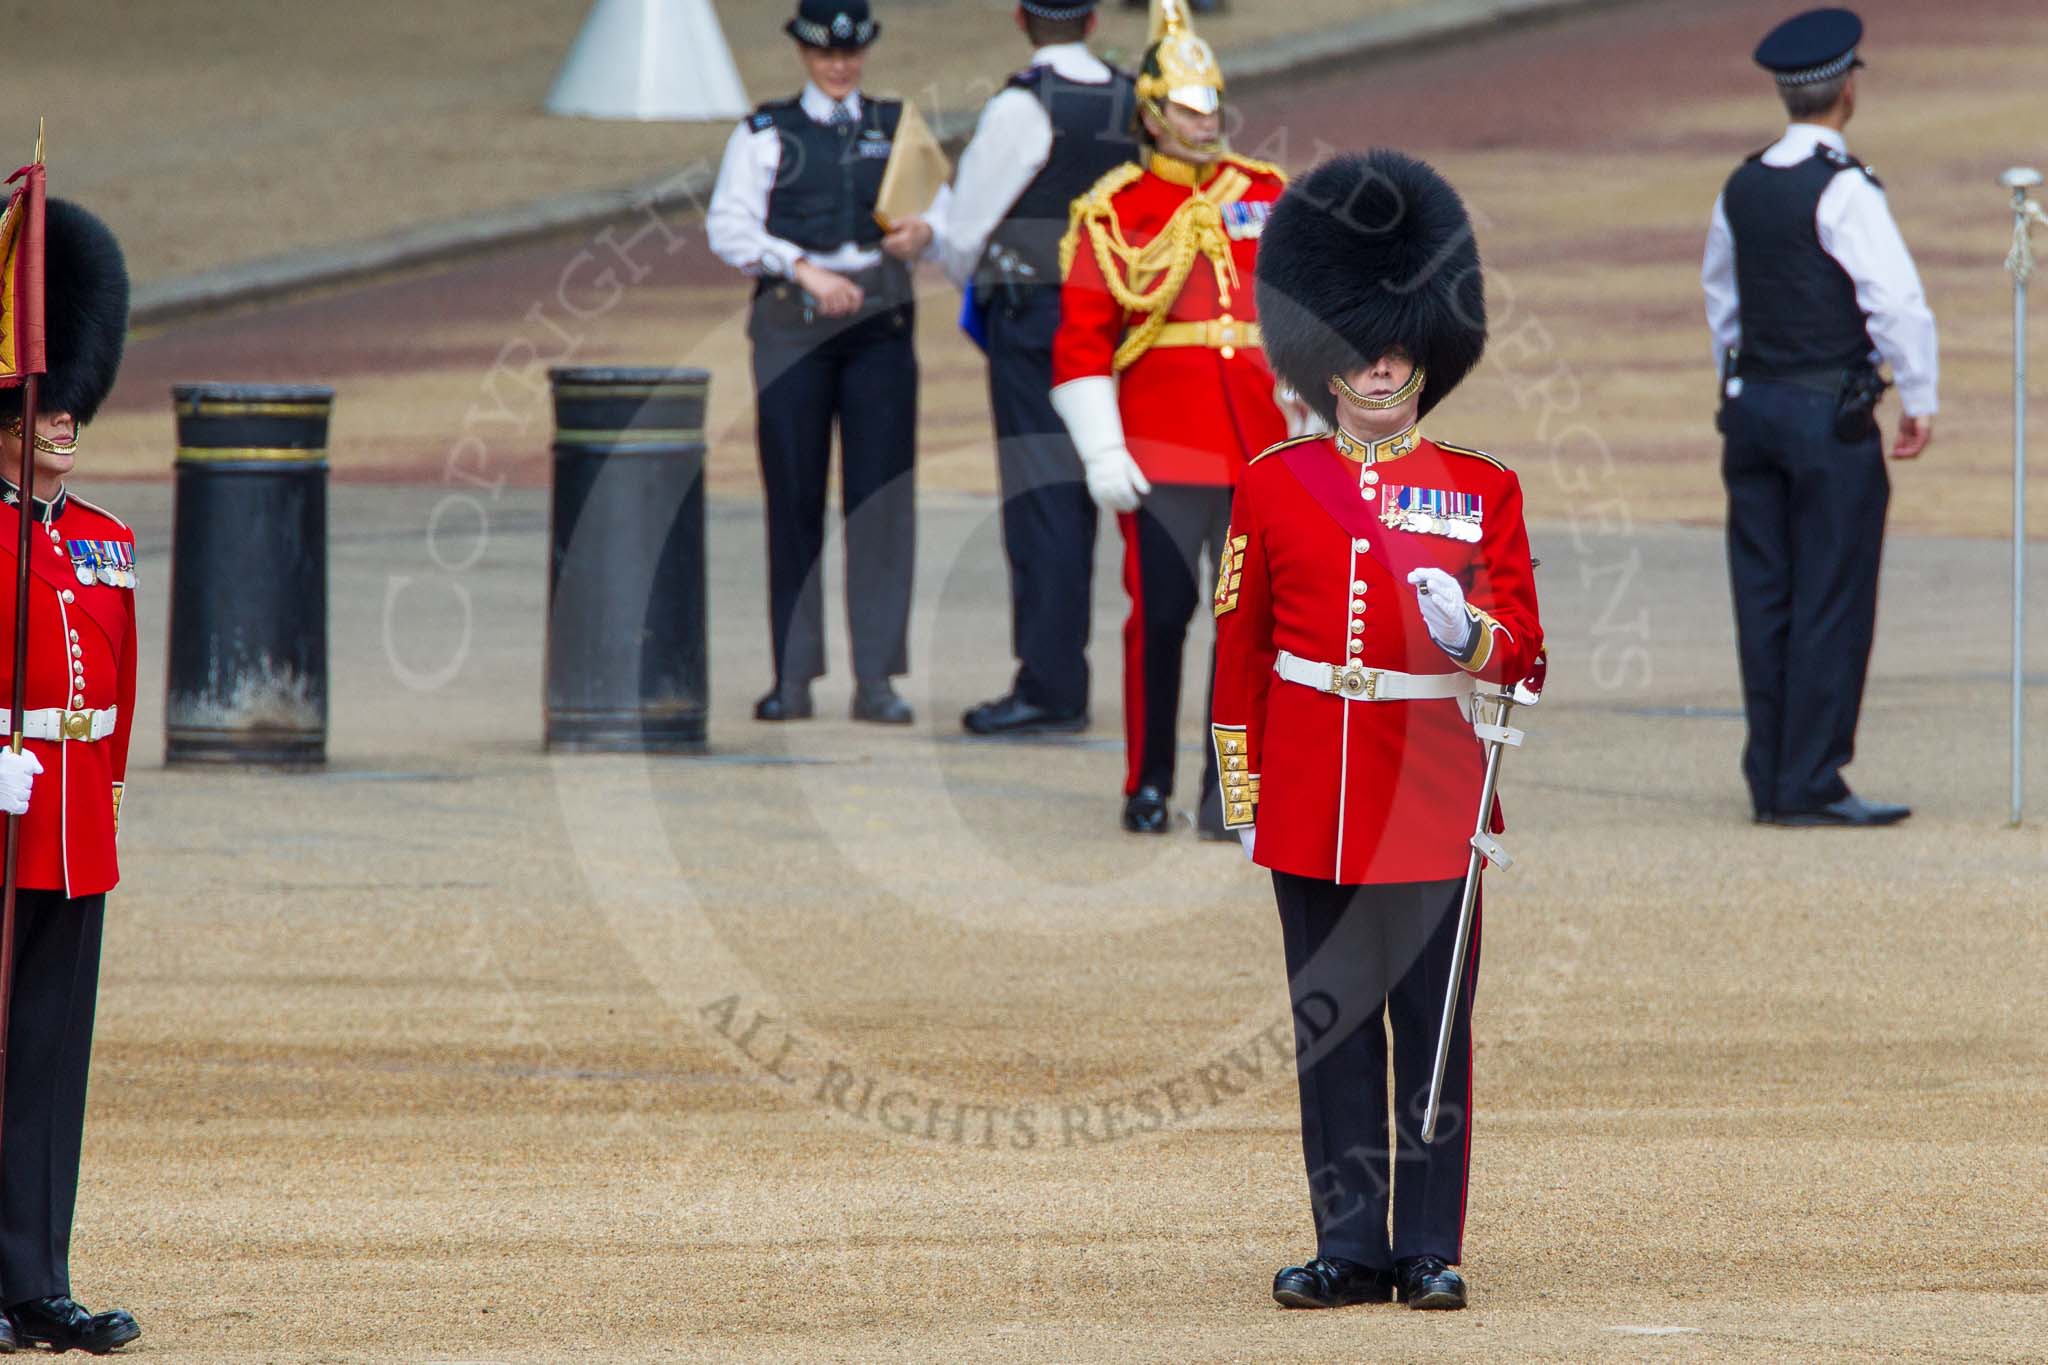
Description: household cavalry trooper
1216,151,1544,1313
1702,6,1937,827
1049,0,1294,836
0,199,144,1354
944,0,1139,738
706,0,951,726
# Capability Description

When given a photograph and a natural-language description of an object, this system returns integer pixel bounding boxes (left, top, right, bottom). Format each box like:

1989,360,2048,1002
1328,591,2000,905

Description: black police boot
1773,792,1911,827
1272,1256,1395,1309
0,1309,17,1353
9,1297,141,1354
851,679,914,725
961,692,1088,737
1395,1255,1467,1310
1121,786,1170,833
753,681,814,722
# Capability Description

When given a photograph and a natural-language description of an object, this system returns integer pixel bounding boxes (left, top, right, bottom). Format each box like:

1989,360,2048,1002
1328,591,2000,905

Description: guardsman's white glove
1238,827,1255,861
1051,376,1152,513
0,747,42,817
1407,567,1475,654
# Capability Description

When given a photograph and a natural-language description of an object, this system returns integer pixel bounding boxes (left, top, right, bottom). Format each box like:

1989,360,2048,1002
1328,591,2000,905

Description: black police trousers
1721,379,1890,815
986,292,1097,717
1273,872,1476,1268
0,891,105,1303
1118,483,1229,817
751,298,918,687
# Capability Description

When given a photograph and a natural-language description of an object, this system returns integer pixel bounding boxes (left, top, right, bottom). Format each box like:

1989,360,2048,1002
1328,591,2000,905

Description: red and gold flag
0,138,48,391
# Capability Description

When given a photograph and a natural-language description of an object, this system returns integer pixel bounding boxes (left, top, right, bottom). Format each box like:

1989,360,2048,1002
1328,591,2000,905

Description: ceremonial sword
1419,650,1546,1145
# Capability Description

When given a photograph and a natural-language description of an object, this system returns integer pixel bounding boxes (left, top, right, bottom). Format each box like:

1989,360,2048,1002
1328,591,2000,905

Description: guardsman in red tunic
1049,0,1295,836
1216,152,1543,1312
0,200,142,1355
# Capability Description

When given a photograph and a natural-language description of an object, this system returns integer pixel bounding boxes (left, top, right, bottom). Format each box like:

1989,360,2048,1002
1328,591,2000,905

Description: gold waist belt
1150,318,1261,358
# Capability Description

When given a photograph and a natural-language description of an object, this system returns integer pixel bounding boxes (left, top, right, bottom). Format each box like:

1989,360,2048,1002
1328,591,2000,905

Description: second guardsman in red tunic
1214,152,1543,1312
1049,0,1293,836
0,198,143,1354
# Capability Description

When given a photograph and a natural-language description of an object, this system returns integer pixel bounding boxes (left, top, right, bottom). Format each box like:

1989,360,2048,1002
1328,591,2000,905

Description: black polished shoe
753,682,814,722
1272,1256,1395,1309
1395,1256,1467,1310
1121,786,1170,833
851,679,914,725
961,692,1088,737
9,1297,141,1354
1774,793,1911,827
0,1310,17,1354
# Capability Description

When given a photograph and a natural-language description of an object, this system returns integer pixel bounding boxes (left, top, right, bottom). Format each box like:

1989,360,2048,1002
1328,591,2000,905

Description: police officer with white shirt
947,2,1138,737
1701,7,1937,827
706,0,951,725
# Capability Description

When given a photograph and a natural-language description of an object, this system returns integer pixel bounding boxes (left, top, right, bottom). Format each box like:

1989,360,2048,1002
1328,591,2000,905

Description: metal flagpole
2000,168,2041,827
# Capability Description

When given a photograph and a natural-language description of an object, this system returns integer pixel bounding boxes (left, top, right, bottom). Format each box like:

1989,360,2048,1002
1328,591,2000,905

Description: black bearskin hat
0,199,129,427
1255,150,1485,426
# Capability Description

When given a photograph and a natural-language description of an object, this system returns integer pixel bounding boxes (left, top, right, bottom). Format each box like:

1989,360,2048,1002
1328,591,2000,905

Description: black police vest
1722,147,1878,378
757,96,903,254
981,66,1139,286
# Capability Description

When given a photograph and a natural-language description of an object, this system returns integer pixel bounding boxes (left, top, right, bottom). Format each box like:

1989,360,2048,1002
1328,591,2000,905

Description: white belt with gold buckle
18,707,117,742
1273,652,1473,703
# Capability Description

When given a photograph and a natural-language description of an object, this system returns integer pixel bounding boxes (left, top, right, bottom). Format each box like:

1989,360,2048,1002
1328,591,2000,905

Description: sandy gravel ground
74,475,2048,1363
0,0,1425,285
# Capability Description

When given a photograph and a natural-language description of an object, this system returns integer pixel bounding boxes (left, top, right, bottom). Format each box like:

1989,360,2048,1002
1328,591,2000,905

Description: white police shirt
1701,123,1939,415
706,82,953,280
938,43,1114,288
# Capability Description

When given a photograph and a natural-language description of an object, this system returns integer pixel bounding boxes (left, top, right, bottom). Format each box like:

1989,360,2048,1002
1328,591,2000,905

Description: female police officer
707,0,950,724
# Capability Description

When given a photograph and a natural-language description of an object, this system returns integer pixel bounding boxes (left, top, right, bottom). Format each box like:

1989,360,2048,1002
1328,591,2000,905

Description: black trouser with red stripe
0,891,105,1303
1273,872,1477,1269
1117,482,1231,816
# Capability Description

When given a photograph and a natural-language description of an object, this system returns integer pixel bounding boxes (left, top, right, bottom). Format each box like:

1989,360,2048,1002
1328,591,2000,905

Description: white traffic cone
545,0,750,123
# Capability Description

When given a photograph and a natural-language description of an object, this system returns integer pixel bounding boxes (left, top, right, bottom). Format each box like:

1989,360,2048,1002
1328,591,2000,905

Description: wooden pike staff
0,127,50,1150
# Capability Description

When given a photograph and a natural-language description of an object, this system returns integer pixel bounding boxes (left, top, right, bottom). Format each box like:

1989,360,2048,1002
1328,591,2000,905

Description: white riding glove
1407,567,1476,655
0,747,43,817
1238,827,1256,862
1051,376,1152,513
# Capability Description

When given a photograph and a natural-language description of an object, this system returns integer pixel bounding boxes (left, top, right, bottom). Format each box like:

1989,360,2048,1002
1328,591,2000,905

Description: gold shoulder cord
1059,163,1146,281
1224,152,1289,185
1060,161,1258,372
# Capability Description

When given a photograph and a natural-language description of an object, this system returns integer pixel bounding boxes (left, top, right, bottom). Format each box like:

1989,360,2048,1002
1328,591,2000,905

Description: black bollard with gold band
546,367,709,752
165,383,331,765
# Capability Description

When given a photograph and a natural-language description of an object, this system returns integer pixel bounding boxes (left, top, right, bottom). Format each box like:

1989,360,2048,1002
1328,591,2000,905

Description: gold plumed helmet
1137,0,1225,119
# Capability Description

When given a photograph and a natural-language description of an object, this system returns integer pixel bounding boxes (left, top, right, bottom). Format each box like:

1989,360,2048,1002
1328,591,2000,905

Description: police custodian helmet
1255,150,1487,427
0,199,129,427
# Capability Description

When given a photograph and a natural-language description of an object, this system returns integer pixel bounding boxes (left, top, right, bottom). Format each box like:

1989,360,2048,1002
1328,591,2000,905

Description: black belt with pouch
752,259,913,331
1735,356,1890,442
976,244,1044,318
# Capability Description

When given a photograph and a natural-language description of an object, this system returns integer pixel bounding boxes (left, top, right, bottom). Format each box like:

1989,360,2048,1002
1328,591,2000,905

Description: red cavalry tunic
0,489,138,897
1211,431,1543,885
1052,151,1291,486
